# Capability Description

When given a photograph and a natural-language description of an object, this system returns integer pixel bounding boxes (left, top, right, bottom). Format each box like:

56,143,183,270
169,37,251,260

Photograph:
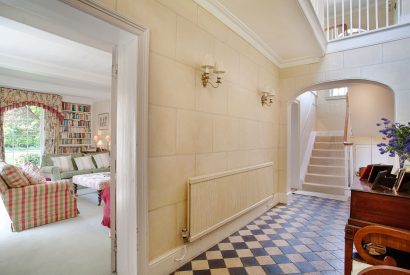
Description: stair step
305,173,345,186
314,142,344,149
308,165,345,175
302,182,345,196
309,157,345,166
315,136,344,142
312,149,344,158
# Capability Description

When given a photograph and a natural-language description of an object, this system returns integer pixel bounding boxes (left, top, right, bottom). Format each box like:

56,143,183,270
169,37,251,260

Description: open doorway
0,1,148,274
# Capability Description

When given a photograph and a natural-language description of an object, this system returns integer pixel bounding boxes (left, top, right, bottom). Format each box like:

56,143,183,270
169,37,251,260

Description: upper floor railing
310,0,409,41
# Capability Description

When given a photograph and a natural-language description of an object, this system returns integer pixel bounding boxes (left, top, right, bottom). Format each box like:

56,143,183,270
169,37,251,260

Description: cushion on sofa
20,162,46,185
51,156,74,172
93,153,110,169
74,156,96,170
0,164,30,188
0,175,8,193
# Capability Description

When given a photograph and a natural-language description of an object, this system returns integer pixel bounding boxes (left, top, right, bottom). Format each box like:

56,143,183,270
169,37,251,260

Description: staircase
303,135,346,196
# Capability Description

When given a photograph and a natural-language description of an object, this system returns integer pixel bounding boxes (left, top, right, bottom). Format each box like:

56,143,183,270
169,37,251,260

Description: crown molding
194,0,327,69
194,0,281,66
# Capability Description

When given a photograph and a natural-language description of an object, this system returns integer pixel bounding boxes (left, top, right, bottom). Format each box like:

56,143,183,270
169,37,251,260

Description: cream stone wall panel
382,38,410,62
195,71,228,114
148,155,195,211
225,30,255,60
309,52,343,73
149,204,178,260
197,7,229,43
176,16,215,67
150,53,195,109
294,73,326,95
278,147,287,170
117,0,177,58
325,68,361,81
156,0,198,24
248,150,273,166
343,44,383,68
239,120,259,150
214,40,240,83
361,62,410,90
227,151,249,169
196,152,228,176
213,116,240,152
258,122,275,149
227,84,256,119
279,64,311,79
149,106,177,157
176,110,213,154
239,54,259,90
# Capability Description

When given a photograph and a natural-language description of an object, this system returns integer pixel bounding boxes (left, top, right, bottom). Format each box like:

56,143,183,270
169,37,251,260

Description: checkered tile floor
172,194,349,275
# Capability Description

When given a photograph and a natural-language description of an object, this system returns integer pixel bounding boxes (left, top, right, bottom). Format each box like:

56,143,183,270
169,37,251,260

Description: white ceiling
0,16,112,100
196,0,326,67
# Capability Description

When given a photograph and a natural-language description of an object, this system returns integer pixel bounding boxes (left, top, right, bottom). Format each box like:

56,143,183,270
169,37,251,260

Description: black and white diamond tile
172,194,349,275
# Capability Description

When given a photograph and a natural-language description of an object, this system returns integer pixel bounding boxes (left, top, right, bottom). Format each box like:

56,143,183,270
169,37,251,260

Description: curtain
0,87,63,160
44,110,61,154
0,112,4,161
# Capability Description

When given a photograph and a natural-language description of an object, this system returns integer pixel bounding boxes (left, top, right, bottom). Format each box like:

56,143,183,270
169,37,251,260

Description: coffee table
72,172,110,205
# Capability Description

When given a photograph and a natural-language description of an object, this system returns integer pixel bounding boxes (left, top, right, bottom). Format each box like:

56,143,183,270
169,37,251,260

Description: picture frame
394,169,410,193
98,113,109,130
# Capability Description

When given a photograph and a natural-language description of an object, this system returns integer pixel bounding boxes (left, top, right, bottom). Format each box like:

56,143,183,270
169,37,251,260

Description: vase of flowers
377,118,410,168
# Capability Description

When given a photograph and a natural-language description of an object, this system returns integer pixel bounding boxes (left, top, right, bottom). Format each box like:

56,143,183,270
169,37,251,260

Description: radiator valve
181,228,189,240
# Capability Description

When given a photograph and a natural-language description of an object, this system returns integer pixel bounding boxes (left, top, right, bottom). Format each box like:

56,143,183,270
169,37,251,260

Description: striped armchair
0,176,78,232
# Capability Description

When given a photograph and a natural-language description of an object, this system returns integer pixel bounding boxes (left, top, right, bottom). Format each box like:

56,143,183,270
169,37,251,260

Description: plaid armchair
0,176,78,232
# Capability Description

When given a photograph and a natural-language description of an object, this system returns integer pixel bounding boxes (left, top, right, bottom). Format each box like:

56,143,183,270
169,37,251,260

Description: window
4,106,44,165
328,87,348,99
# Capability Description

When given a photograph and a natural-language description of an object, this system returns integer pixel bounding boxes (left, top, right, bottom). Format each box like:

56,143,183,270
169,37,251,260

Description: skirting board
277,192,292,204
148,193,282,275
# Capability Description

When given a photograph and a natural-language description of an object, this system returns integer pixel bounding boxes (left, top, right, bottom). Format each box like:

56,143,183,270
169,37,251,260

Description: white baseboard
293,190,349,201
277,192,292,204
148,194,280,275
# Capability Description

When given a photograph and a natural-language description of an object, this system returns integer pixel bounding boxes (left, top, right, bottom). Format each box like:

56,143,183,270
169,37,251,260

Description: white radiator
187,162,274,242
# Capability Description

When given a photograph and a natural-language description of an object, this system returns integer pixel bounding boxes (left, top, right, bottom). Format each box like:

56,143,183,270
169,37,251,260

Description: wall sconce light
201,54,225,88
260,86,276,107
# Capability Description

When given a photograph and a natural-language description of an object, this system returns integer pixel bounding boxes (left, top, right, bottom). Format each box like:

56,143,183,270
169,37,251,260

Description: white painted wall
296,91,317,188
62,95,93,105
353,136,397,172
91,99,111,147
315,90,346,131
348,83,395,136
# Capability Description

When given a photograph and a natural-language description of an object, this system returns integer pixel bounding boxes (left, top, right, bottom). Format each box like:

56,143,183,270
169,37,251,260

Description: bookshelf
59,102,92,154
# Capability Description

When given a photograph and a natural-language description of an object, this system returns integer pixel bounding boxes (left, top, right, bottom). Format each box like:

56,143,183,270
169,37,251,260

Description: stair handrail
343,92,353,146
343,92,354,190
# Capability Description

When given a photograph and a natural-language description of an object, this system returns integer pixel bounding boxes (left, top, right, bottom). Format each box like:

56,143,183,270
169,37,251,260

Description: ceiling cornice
194,0,281,66
194,0,327,68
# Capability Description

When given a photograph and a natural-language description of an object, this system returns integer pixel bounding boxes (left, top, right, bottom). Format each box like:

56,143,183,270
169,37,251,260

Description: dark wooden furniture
345,178,410,275
359,266,410,275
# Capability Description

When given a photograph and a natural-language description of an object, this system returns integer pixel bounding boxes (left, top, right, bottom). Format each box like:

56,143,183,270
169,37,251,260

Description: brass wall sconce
260,86,276,107
201,54,225,88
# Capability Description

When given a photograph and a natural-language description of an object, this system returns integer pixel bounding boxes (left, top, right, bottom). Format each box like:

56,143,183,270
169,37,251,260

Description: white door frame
288,101,301,190
0,1,149,274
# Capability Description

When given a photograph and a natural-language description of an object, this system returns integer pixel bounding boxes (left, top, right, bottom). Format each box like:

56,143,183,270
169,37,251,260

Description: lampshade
202,54,214,67
214,61,225,74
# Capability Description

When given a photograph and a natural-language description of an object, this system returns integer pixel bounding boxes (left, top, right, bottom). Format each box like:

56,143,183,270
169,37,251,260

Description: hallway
173,194,349,274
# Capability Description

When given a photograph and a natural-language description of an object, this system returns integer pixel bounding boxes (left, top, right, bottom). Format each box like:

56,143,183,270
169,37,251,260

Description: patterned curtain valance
0,87,64,120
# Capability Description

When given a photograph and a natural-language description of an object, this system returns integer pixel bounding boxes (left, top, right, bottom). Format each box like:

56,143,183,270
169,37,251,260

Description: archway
286,79,396,198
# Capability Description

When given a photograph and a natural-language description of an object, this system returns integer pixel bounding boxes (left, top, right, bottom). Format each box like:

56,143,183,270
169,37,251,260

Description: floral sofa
40,153,110,181
0,163,78,231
